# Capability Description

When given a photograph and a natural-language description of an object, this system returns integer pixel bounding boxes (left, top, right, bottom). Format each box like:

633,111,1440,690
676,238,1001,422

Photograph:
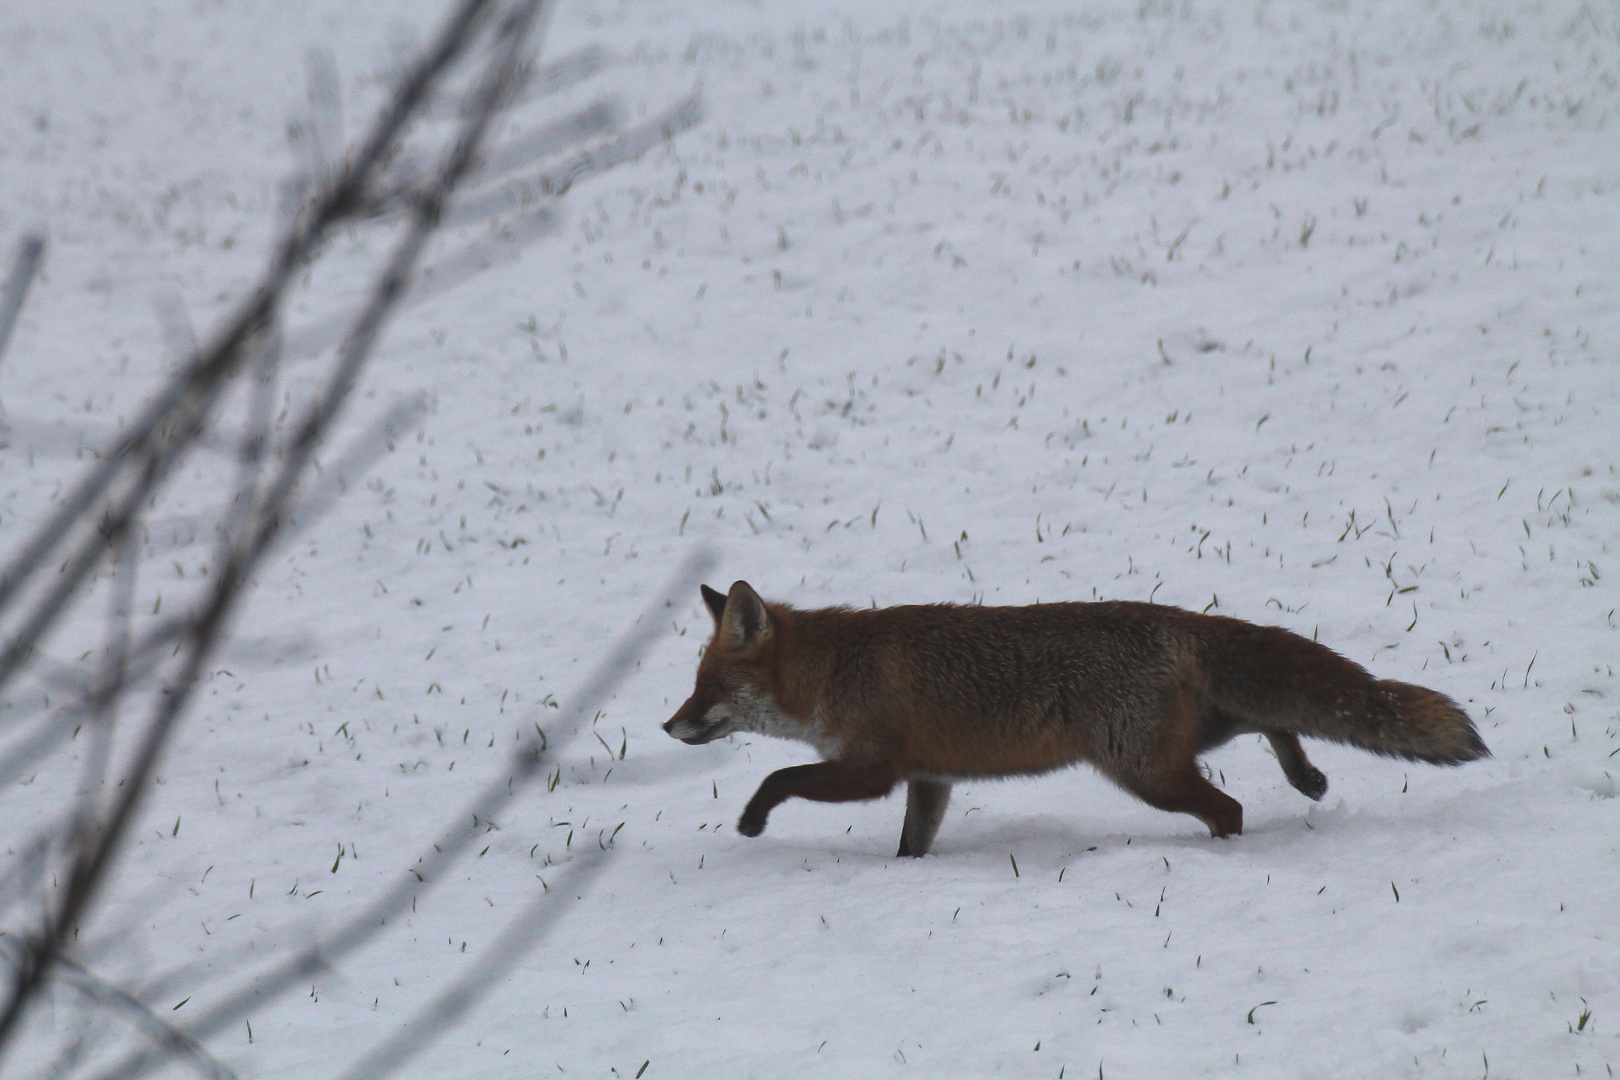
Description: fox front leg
896,778,951,857
736,762,899,838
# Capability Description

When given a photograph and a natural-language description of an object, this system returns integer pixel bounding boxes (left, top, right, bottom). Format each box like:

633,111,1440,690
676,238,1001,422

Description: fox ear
700,584,728,624
720,580,769,652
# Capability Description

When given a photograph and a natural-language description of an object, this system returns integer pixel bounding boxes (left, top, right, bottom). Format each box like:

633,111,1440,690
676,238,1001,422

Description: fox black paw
736,812,766,837
1290,767,1328,801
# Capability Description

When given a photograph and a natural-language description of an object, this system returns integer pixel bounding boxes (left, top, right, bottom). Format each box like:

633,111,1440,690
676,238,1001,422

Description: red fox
664,581,1488,856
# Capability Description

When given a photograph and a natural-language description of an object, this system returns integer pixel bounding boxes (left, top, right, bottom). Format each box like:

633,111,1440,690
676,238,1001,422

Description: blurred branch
0,0,512,1059
300,48,346,183
0,395,418,793
334,853,613,1080
364,98,621,215
8,946,241,1080
423,42,611,119
93,545,714,1080
0,234,44,372
0,0,498,666
282,206,557,362
0,0,707,1072
445,94,703,226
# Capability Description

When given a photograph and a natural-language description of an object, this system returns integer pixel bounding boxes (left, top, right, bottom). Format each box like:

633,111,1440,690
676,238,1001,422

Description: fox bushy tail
1201,618,1489,765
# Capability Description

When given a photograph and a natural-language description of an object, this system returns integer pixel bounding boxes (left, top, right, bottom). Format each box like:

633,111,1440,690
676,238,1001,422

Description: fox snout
663,697,731,745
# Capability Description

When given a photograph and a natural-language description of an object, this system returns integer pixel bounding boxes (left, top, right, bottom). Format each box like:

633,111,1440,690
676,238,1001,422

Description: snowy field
2,0,1619,1076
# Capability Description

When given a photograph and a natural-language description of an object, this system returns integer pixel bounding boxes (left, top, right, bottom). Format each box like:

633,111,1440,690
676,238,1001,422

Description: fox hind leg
896,778,951,857
1124,765,1244,838
1113,683,1244,838
1266,732,1328,800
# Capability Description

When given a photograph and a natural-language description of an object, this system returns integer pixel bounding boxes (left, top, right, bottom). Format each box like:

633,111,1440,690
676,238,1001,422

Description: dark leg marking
1267,731,1328,800
895,778,951,857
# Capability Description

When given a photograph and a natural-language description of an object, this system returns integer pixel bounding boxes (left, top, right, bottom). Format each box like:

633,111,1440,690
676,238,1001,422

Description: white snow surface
2,0,1619,1076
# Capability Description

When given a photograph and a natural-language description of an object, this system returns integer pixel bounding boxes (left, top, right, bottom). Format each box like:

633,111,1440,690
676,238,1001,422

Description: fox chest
721,689,843,759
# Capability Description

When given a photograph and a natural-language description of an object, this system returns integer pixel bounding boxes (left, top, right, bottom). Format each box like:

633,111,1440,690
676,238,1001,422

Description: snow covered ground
2,0,1618,1076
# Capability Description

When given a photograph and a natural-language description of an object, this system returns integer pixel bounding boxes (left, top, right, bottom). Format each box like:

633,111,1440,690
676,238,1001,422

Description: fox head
663,580,793,746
